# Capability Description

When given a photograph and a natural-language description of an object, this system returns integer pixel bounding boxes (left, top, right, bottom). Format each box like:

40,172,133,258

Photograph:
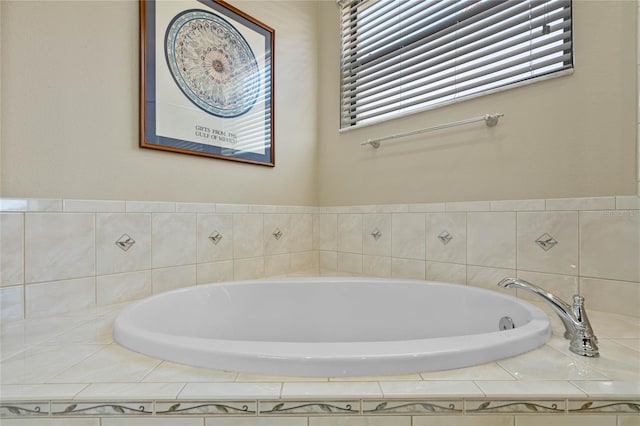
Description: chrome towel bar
361,113,504,149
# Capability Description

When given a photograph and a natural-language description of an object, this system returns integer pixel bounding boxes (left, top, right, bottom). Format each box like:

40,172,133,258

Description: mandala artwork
165,10,261,118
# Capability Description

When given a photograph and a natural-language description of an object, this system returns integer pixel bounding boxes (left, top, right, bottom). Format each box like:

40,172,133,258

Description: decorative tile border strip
0,402,50,417
2,398,640,418
156,401,257,415
362,400,462,415
260,400,359,415
51,401,153,416
568,400,640,414
465,399,565,414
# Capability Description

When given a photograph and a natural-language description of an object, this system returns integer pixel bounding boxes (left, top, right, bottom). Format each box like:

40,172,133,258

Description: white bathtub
114,277,551,377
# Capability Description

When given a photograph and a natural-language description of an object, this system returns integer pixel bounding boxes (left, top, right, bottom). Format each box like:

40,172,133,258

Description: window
339,0,573,128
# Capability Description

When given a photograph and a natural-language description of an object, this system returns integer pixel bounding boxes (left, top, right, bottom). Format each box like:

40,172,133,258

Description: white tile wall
1,196,639,321
515,416,617,426
151,213,196,268
290,251,315,272
580,277,640,318
391,258,425,280
265,253,290,276
426,261,467,284
337,252,363,274
391,213,425,260
466,265,516,294
580,211,640,282
151,265,197,294
309,417,410,426
0,285,24,322
25,213,95,283
233,214,264,259
320,197,638,318
467,212,516,269
25,277,95,317
0,199,324,319
96,270,152,305
1,213,24,286
363,255,391,277
234,256,266,280
413,417,514,426
206,419,304,426
337,214,363,254
290,213,313,252
197,260,234,284
318,213,338,251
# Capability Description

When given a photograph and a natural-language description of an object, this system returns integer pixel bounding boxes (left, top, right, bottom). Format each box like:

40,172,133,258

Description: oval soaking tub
114,277,551,377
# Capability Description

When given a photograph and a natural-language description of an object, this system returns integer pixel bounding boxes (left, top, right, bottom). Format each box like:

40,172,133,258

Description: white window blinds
339,0,573,128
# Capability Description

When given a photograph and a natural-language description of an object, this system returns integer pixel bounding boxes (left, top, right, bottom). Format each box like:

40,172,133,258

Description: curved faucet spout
498,277,577,338
498,277,599,358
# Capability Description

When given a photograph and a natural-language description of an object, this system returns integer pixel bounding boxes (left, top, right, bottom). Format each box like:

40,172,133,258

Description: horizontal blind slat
340,0,573,128
342,33,571,110
343,51,572,124
342,0,569,77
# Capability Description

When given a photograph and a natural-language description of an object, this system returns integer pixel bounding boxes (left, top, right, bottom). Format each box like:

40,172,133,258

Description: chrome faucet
498,277,599,358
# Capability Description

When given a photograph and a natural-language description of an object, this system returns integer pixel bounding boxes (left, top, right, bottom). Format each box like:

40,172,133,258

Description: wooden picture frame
140,0,275,166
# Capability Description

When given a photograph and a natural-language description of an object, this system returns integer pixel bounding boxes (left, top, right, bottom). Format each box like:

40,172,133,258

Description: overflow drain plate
499,316,515,330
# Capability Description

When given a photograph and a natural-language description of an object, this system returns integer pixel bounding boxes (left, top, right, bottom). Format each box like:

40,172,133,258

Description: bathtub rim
114,277,551,377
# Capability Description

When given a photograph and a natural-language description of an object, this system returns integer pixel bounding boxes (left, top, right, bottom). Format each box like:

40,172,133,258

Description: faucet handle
569,294,599,357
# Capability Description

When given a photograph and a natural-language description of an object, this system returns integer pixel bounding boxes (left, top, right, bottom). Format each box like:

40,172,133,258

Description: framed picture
140,0,275,166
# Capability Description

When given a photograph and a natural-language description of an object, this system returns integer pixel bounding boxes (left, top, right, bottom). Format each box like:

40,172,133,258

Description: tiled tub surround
1,195,638,321
317,196,640,319
0,302,638,425
0,199,318,322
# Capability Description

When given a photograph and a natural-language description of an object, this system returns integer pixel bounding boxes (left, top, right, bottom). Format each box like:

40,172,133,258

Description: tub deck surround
0,299,638,424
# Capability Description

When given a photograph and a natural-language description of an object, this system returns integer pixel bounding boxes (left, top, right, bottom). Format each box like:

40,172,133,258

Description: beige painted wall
2,1,637,206
0,1,318,205
317,1,638,205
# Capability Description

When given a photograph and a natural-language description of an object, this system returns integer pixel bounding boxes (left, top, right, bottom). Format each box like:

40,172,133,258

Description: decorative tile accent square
209,230,223,245
97,213,151,276
272,228,283,240
426,213,466,264
115,233,136,252
437,230,453,245
535,233,558,251
363,214,391,256
517,212,578,276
